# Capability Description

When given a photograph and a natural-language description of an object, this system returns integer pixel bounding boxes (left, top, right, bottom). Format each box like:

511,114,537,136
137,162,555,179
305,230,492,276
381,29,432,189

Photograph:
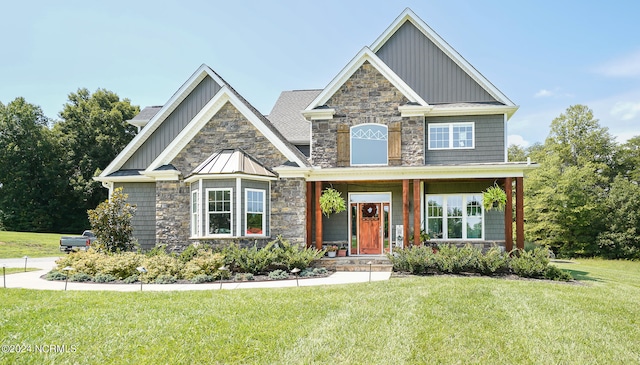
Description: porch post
515,177,524,250
504,178,513,252
315,181,323,250
306,182,313,248
413,179,421,246
402,179,410,248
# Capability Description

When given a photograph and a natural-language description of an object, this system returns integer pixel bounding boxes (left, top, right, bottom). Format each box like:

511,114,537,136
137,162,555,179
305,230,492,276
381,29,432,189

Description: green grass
2,268,40,275
1,259,639,364
0,231,65,258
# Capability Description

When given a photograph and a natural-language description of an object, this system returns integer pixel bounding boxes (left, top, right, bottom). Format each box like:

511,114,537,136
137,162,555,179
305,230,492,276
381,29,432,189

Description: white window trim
350,123,389,166
245,188,266,236
191,190,199,238
425,193,484,240
427,122,475,150
205,188,233,237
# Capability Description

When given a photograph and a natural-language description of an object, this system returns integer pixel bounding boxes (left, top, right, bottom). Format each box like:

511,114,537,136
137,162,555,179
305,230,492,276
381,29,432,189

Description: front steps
313,256,393,272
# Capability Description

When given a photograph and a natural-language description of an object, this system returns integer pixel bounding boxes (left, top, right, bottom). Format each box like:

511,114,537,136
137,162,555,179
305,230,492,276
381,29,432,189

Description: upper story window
428,122,474,150
351,124,388,165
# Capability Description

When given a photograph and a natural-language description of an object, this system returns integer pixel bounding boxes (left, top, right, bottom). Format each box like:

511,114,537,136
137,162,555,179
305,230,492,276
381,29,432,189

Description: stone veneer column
155,180,190,250
270,178,307,247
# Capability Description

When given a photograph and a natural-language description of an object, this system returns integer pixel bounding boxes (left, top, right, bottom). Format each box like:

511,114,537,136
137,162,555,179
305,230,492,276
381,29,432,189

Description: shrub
313,267,328,275
269,236,325,270
140,254,183,283
478,246,510,275
154,275,177,284
87,187,137,252
191,274,214,284
123,275,138,284
182,251,225,280
55,249,106,276
223,243,277,274
45,270,67,281
93,273,117,283
234,273,254,281
510,247,550,278
388,245,436,274
544,265,573,281
69,273,92,282
299,268,316,277
268,269,289,280
97,251,140,279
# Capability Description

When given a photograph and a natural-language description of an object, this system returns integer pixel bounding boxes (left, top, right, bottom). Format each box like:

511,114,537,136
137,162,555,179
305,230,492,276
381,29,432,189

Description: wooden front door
359,203,382,254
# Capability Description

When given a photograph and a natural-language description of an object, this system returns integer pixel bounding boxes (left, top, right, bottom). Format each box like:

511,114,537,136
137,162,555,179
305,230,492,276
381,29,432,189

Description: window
428,122,474,150
426,194,483,240
351,124,388,165
206,189,232,236
191,190,199,237
245,189,265,235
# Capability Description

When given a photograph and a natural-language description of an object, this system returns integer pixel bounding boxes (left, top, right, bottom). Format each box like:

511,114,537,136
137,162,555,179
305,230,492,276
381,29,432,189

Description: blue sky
1,0,639,147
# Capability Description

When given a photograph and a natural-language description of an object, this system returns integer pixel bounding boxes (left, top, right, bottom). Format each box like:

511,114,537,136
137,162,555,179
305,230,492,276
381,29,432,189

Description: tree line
510,104,640,259
0,89,138,233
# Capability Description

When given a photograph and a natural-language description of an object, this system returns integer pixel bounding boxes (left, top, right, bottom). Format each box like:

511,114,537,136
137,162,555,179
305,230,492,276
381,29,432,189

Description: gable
122,75,221,169
376,21,496,104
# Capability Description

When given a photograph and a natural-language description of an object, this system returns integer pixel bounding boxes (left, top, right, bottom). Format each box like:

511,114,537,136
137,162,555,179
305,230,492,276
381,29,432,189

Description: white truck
59,231,96,252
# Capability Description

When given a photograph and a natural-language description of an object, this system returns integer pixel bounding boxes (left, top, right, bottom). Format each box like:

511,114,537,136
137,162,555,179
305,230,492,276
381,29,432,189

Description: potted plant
482,184,507,211
337,245,348,257
319,187,346,217
326,245,338,258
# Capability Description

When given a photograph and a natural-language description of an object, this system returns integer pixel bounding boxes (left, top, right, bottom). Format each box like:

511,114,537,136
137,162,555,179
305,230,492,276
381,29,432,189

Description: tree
615,135,640,184
507,144,528,162
0,98,64,232
524,105,611,257
54,88,139,232
88,187,137,252
597,176,640,259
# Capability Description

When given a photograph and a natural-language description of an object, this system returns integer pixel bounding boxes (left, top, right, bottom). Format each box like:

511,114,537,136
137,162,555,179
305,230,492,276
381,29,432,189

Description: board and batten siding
425,114,505,164
122,76,222,170
376,21,497,104
115,182,156,249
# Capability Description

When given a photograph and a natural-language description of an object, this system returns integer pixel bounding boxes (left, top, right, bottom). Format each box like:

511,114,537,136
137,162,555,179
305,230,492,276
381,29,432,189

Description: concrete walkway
0,257,391,292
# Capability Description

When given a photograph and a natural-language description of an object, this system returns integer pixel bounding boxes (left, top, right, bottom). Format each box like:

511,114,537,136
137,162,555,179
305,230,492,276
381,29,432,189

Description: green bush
388,245,436,274
88,187,137,252
510,248,550,278
98,251,141,279
93,273,117,283
182,251,225,280
234,273,254,281
191,274,214,284
478,246,510,275
45,270,67,281
268,269,289,280
154,275,177,284
544,265,573,281
139,254,183,283
55,249,105,276
69,273,92,282
123,275,139,284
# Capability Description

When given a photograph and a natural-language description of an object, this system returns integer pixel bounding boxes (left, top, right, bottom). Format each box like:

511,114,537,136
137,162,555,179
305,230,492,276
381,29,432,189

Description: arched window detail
350,124,388,166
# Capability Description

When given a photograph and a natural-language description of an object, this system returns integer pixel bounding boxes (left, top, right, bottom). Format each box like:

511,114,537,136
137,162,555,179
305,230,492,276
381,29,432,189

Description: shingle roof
190,149,276,178
130,106,162,122
267,90,321,144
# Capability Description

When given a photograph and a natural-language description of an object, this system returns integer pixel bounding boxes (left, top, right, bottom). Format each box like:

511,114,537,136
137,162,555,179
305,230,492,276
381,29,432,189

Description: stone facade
153,101,306,250
311,61,424,167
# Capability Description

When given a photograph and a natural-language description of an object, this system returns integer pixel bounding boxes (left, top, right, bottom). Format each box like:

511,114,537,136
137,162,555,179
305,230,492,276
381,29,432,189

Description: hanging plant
319,187,346,217
482,184,507,211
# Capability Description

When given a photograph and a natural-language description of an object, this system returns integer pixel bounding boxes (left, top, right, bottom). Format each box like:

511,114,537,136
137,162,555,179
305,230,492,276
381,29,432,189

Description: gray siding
122,76,221,169
485,210,504,241
115,183,156,249
376,21,497,104
425,114,505,164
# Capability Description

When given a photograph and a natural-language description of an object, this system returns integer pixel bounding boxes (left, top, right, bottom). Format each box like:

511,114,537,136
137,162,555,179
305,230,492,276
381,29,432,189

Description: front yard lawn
1,259,639,364
0,231,63,258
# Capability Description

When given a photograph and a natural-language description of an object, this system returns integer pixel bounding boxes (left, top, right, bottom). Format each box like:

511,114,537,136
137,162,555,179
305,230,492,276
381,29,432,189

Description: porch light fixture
291,267,301,287
218,266,229,290
62,266,74,291
136,266,147,291
23,256,28,272
367,261,373,282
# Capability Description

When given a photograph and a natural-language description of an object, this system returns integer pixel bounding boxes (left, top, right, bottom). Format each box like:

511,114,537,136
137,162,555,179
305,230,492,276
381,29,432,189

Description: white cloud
534,89,553,98
595,50,640,78
610,101,640,121
507,134,530,148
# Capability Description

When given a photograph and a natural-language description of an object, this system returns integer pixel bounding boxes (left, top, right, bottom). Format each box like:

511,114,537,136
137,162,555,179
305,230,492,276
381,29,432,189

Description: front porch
306,176,525,253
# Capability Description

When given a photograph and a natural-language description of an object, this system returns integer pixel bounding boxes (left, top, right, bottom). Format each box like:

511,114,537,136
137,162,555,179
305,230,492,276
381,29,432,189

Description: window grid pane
429,126,449,149
208,189,232,235
246,189,265,235
426,194,483,240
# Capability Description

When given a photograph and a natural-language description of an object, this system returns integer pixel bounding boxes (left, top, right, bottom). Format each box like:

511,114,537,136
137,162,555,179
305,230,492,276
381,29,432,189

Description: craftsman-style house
96,8,535,254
